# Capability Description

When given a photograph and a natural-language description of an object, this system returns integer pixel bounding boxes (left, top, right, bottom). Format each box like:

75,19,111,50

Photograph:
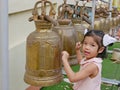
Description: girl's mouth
84,51,90,55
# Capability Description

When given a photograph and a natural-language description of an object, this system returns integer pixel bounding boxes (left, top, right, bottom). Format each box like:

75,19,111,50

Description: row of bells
24,0,120,87
92,16,120,35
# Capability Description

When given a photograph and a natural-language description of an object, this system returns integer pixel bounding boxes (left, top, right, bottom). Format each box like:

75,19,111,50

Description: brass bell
72,0,91,42
53,0,79,65
24,0,63,86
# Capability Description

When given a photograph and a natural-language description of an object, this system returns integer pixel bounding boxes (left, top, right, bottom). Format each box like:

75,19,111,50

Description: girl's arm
75,42,83,63
69,63,98,82
62,51,76,82
62,52,98,83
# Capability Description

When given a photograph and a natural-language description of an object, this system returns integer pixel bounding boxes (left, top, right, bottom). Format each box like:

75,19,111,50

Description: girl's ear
98,47,105,54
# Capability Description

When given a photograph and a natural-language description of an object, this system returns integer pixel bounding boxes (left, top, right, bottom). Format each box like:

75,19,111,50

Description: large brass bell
53,19,78,65
24,0,63,86
53,0,78,65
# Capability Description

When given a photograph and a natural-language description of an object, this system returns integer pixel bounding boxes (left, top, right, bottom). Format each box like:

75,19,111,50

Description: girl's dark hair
82,30,106,59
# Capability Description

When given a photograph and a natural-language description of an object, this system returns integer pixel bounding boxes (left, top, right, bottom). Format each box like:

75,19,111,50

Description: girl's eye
91,44,95,46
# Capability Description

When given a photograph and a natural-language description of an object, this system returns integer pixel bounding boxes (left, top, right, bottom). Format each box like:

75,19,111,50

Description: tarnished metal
109,18,116,37
72,1,90,42
53,0,78,65
112,7,119,17
111,48,120,63
118,16,120,26
113,17,117,27
72,1,91,25
24,0,63,86
112,0,120,11
95,5,109,18
93,18,105,31
73,23,86,42
57,0,73,20
109,16,120,37
53,19,78,65
116,16,120,26
103,18,111,34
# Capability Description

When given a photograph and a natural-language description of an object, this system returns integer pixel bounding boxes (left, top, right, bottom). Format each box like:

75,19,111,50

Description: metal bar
109,0,113,18
63,77,120,87
100,0,109,4
102,77,120,86
0,0,9,90
91,0,96,29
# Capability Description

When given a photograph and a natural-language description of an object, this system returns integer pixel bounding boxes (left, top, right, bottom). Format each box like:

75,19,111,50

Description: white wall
9,10,35,90
8,0,76,13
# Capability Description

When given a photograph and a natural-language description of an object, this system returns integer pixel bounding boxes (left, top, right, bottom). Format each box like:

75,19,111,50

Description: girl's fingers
77,42,81,46
62,51,69,57
76,42,81,49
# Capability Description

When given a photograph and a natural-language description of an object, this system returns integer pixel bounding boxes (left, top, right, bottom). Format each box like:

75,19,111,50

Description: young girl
62,30,117,90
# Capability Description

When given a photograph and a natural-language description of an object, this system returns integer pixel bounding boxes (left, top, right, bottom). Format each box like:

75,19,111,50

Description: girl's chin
85,56,93,60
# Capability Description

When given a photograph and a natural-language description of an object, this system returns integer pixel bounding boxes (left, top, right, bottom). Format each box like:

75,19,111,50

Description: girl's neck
84,57,97,61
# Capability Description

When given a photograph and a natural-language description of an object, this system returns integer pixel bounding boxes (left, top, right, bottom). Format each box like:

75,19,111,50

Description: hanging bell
24,0,63,86
53,0,79,65
72,0,90,42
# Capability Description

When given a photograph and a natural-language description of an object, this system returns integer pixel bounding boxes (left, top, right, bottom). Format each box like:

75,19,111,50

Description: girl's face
82,36,102,60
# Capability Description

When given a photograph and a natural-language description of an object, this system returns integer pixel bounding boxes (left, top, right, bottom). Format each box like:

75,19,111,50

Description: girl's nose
85,45,90,50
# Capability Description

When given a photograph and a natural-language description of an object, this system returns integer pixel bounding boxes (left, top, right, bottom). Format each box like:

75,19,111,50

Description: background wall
9,10,34,90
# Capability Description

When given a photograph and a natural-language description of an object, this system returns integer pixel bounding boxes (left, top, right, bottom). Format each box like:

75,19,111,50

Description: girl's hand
75,42,81,50
61,51,69,61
